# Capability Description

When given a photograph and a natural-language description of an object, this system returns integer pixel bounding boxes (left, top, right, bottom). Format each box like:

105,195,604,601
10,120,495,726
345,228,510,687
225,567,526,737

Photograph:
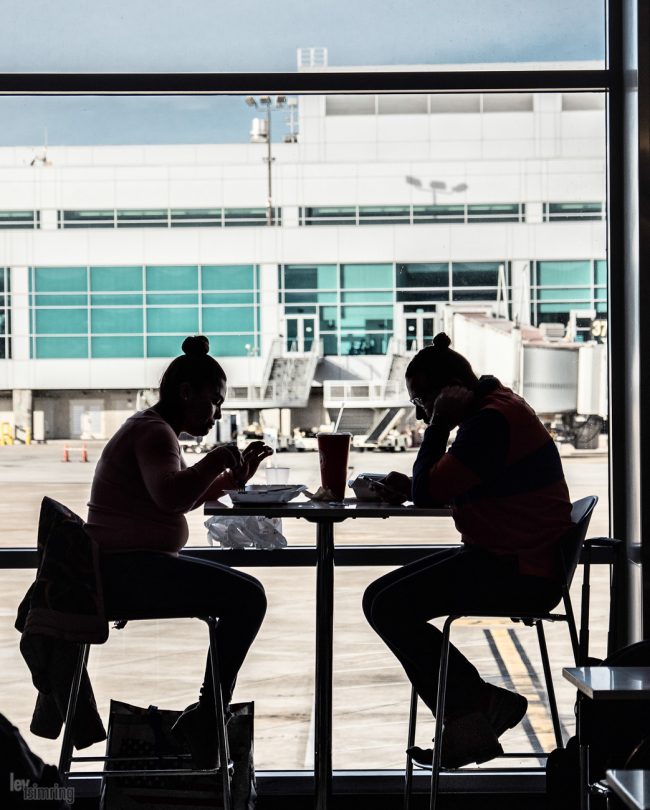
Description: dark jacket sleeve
411,409,510,507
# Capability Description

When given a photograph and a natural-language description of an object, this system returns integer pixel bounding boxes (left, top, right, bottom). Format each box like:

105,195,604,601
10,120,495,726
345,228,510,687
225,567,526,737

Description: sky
0,0,606,146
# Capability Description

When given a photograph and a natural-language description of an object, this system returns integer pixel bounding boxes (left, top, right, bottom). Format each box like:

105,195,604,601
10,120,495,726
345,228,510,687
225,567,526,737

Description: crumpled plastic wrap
304,486,340,502
204,515,287,549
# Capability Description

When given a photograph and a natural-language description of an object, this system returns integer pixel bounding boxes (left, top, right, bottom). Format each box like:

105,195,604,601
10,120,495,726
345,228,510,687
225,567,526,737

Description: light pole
246,96,287,226
405,175,468,205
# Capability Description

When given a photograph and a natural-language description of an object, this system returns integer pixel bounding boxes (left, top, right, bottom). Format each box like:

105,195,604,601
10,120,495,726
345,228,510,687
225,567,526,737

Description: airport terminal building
0,59,607,440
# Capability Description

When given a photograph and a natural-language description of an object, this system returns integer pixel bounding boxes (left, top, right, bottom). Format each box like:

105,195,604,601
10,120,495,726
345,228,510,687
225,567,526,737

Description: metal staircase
228,339,322,408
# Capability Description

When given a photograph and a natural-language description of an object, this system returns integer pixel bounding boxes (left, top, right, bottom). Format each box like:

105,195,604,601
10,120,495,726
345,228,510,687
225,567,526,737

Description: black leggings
100,551,267,708
362,545,562,719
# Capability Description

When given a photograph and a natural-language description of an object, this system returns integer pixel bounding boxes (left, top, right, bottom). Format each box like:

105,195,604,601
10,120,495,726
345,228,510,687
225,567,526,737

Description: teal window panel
539,302,592,314
0,210,36,228
413,205,464,223
340,305,393,330
117,209,168,226
285,305,317,314
284,264,337,290
547,202,603,220
284,291,337,304
91,293,143,306
467,203,521,222
201,265,255,291
63,210,115,227
35,336,88,358
171,208,221,223
340,333,391,355
202,307,254,333
146,293,199,305
397,262,449,288
537,260,591,286
358,206,410,224
303,206,356,225
595,286,607,299
206,333,254,356
452,289,498,301
147,307,198,333
146,265,198,291
322,334,338,355
223,208,269,225
319,308,338,331
92,335,144,357
34,267,87,293
91,308,143,334
147,335,186,357
91,266,143,292
595,260,608,286
397,290,449,302
596,302,607,313
35,308,88,335
34,293,87,307
342,291,393,303
452,262,500,287
538,288,591,301
341,263,392,290
202,292,255,305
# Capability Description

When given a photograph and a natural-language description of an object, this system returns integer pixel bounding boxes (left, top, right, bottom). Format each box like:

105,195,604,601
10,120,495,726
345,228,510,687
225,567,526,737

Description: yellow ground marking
489,626,556,751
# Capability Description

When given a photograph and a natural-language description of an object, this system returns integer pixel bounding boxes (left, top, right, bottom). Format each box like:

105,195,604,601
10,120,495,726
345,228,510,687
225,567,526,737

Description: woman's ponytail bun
432,332,451,350
181,335,210,357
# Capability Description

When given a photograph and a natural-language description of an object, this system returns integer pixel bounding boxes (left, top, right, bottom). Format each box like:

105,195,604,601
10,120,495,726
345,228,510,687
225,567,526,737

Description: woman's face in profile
180,377,227,437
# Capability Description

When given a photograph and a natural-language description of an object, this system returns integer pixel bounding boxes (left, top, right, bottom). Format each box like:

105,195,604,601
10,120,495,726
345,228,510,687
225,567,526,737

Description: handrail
0,542,619,569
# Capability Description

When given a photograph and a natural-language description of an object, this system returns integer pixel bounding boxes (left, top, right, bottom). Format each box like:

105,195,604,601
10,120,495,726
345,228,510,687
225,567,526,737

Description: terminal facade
0,60,607,439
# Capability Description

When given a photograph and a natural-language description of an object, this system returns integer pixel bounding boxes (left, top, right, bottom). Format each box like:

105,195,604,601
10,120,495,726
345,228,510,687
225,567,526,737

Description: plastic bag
204,515,287,549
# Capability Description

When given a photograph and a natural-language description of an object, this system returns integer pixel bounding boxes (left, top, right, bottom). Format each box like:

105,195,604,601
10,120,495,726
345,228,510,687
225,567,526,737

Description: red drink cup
317,432,352,501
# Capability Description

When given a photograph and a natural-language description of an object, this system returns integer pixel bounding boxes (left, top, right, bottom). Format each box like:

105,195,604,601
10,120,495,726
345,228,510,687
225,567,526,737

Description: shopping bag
100,700,256,810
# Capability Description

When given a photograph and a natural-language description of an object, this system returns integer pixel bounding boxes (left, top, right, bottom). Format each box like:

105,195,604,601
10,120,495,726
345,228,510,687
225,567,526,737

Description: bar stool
403,495,600,810
58,615,232,810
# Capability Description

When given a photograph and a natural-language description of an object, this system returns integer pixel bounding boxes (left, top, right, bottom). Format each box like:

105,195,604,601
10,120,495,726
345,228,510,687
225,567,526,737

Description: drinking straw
333,402,345,433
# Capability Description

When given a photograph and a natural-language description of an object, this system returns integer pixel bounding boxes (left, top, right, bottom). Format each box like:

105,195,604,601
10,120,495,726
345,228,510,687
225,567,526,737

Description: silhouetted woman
86,335,272,767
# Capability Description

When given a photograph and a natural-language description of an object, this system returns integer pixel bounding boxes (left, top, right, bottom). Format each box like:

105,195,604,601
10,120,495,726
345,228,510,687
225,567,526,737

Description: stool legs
404,616,566,810
206,616,233,810
535,621,563,750
58,618,233,810
430,615,456,810
403,685,419,810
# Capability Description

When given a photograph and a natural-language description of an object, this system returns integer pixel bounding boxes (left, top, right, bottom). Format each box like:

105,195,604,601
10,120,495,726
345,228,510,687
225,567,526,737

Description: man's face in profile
405,374,441,424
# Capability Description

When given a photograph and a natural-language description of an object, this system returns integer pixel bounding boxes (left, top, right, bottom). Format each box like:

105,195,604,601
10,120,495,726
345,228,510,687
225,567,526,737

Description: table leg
315,520,335,810
577,693,590,810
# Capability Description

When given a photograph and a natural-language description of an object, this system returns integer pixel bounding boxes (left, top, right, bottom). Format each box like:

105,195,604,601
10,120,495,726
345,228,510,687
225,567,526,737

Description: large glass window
0,3,604,73
0,20,613,778
0,267,9,359
29,264,260,358
0,210,38,229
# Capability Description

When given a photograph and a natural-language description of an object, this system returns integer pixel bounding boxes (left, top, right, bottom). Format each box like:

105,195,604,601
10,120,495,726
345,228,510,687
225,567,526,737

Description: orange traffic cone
62,445,69,462
81,443,88,463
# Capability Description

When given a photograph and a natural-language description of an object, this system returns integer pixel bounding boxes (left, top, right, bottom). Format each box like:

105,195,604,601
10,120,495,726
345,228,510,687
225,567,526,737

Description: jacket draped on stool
15,496,108,749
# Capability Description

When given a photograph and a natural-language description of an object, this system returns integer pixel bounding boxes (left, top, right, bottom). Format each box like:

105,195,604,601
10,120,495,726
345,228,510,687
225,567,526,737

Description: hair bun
432,332,451,350
181,335,210,356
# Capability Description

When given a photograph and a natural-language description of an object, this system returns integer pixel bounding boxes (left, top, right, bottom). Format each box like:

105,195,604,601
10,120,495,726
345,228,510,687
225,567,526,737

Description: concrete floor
0,439,610,773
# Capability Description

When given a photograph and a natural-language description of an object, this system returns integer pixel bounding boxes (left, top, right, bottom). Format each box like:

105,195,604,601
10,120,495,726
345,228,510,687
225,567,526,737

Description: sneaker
407,711,503,770
171,702,232,770
481,683,528,738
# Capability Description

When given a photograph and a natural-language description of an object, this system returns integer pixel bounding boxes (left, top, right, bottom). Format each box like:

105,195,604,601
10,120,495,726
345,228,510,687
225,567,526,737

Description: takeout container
224,484,306,505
